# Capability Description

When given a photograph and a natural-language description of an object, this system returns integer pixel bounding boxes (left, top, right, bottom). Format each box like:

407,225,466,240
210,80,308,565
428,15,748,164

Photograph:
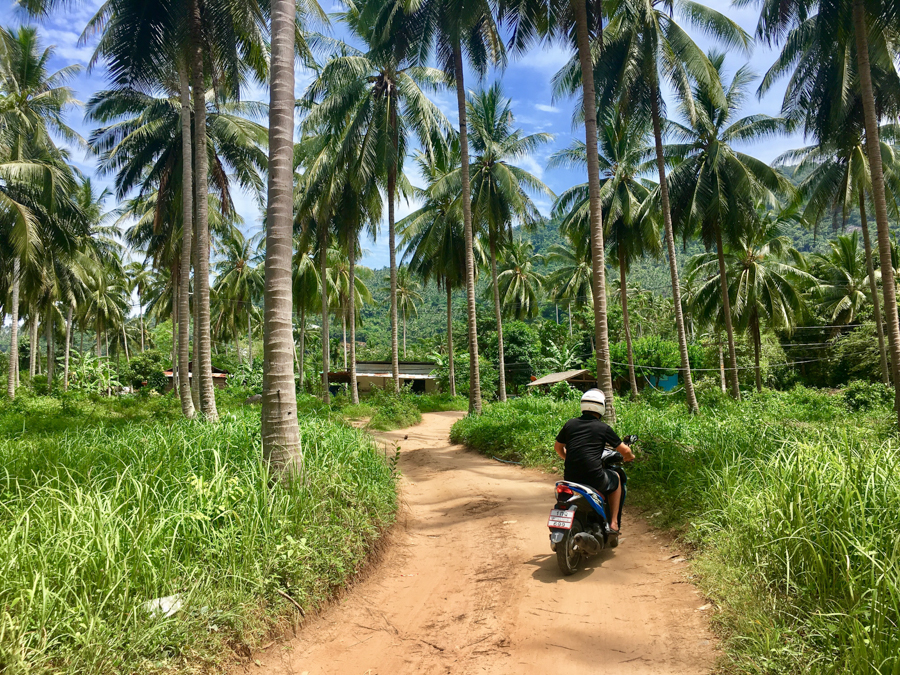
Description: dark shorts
566,468,620,496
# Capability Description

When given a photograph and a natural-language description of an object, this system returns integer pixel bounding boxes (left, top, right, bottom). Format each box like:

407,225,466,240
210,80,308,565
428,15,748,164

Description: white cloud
516,44,574,73
534,103,560,113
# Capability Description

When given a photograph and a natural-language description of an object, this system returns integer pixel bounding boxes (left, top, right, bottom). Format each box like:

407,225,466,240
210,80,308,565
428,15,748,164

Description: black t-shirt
555,413,623,482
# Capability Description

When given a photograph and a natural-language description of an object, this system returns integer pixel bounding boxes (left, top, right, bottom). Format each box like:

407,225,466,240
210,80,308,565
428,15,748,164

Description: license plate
548,509,575,530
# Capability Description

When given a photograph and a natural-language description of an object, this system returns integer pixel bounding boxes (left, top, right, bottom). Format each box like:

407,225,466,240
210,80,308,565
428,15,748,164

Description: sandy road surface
248,411,717,675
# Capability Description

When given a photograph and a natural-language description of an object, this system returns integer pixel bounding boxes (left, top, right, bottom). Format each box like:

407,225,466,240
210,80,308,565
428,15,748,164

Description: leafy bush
0,398,396,674
549,380,579,401
121,348,166,390
413,392,467,412
433,353,498,400
31,374,50,396
227,359,263,392
368,385,422,431
450,391,900,673
842,379,893,411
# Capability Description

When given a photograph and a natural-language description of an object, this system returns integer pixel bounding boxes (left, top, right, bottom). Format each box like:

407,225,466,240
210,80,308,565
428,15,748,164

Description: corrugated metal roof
527,369,591,387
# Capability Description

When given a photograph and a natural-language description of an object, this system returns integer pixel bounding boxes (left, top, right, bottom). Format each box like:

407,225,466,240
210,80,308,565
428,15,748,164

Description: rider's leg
607,481,623,532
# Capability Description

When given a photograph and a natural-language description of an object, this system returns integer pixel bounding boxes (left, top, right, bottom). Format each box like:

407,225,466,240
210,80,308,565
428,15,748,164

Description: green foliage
433,353,499,401
67,352,122,394
412,393,468,412
31,374,50,396
0,396,396,674
227,360,263,392
121,348,166,389
450,391,899,673
368,385,422,431
842,380,893,412
549,380,580,401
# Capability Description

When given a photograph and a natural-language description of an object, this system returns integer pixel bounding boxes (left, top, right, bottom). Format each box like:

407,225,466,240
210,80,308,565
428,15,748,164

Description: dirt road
250,411,717,675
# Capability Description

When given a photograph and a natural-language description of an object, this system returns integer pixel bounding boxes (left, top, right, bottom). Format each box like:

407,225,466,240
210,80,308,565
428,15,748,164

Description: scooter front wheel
556,518,584,575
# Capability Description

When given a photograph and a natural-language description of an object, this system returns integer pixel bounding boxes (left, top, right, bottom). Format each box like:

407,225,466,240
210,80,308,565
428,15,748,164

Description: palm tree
776,130,900,384
557,0,753,413
391,266,423,358
497,238,545,320
293,237,321,391
810,232,872,328
327,248,374,372
213,226,264,365
549,110,661,398
0,26,82,399
751,0,900,424
666,52,791,400
407,0,505,414
688,212,815,391
87,86,267,417
498,0,616,420
400,144,485,398
301,12,448,396
546,239,592,338
451,83,553,401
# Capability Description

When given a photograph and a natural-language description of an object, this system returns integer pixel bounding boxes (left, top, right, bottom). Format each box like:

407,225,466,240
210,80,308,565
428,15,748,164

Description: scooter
547,435,637,575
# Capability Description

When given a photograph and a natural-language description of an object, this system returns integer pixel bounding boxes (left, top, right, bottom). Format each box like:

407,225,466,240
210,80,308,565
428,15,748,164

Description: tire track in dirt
244,411,717,675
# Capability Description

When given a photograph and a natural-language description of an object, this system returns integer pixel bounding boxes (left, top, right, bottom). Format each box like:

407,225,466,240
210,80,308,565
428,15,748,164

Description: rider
554,389,634,535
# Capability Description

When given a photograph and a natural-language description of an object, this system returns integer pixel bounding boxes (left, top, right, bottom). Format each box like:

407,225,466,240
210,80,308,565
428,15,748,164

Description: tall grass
0,394,396,673
450,388,900,674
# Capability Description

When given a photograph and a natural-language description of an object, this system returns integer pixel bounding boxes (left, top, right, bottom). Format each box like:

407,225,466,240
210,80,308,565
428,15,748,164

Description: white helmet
580,388,606,416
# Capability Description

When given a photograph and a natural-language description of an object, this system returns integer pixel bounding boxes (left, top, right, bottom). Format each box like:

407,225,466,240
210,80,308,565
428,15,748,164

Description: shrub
31,374,50,396
842,379,893,412
433,353,498,400
121,348,166,390
549,380,579,401
368,385,422,431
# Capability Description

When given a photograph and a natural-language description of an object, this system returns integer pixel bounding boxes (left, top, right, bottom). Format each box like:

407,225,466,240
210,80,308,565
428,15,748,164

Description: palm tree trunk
29,312,38,378
854,0,900,424
6,260,18,399
859,191,890,384
446,282,456,397
299,305,306,390
489,232,507,402
403,314,407,358
342,312,348,370
718,334,726,393
650,80,698,413
573,0,616,423
191,159,201,410
236,335,243,365
715,224,741,399
96,325,102,358
388,105,401,394
753,315,762,392
349,240,359,405
261,0,303,469
619,248,638,400
320,226,331,405
177,67,196,419
190,0,217,421
64,304,73,391
122,324,130,363
46,313,54,384
139,299,144,353
568,302,572,338
453,40,482,414
248,312,253,364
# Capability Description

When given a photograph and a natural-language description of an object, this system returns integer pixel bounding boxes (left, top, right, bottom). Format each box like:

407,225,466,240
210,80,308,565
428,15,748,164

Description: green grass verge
450,388,899,674
0,390,397,674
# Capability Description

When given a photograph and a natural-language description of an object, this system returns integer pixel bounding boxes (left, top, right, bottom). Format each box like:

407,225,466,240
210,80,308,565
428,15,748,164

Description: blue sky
1,0,806,270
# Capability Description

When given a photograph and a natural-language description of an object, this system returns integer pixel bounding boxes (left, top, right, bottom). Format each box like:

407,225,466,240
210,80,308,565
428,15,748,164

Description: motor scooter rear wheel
556,518,584,575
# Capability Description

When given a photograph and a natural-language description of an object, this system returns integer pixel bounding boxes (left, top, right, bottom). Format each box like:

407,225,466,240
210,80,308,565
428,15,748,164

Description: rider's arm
554,441,566,460
616,443,635,463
